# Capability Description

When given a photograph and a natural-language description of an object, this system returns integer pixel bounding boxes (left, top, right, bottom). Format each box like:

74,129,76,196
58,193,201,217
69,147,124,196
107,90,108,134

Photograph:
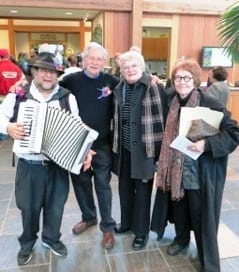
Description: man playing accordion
0,52,95,266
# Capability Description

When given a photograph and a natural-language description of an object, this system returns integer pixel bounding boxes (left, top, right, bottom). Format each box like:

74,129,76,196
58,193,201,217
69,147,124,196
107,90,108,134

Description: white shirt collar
30,81,60,102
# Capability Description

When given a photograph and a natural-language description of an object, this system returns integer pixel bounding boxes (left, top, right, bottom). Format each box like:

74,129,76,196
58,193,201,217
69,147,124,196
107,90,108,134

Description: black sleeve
157,83,168,125
103,73,120,90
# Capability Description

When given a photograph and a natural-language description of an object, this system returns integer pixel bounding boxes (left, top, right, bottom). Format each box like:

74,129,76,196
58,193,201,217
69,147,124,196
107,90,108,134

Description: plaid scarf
156,89,200,200
113,80,164,158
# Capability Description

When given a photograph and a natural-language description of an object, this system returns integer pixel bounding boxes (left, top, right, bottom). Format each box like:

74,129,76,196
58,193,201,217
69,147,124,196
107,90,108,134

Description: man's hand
7,122,25,140
82,149,97,171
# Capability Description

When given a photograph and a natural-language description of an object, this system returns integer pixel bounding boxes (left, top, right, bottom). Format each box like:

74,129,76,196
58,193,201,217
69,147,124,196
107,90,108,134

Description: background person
0,48,23,96
58,54,82,81
151,58,239,272
206,66,230,106
17,52,29,74
234,80,239,87
109,52,121,79
112,50,166,250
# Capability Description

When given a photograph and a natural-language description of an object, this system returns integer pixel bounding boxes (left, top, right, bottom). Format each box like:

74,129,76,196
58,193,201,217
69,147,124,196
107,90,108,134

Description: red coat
0,59,22,95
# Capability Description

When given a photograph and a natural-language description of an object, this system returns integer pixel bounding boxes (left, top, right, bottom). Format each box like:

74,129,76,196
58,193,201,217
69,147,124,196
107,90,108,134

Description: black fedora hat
28,52,64,74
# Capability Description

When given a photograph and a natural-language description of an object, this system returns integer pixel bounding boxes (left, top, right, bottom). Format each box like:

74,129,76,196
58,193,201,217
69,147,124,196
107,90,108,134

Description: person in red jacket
0,48,23,96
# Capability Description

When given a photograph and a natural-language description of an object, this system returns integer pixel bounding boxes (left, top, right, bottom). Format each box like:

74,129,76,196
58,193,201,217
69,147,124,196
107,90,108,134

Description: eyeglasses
87,56,104,63
37,68,57,75
174,75,193,82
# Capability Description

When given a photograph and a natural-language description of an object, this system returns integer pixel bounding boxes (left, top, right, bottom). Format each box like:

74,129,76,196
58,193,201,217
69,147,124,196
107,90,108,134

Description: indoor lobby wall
0,19,10,50
177,14,239,84
0,30,9,49
0,19,91,58
142,12,239,84
15,32,81,58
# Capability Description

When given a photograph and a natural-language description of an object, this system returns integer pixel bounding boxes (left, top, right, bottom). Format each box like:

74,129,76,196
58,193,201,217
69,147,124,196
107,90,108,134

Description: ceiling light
65,12,72,15
10,10,18,13
83,13,88,22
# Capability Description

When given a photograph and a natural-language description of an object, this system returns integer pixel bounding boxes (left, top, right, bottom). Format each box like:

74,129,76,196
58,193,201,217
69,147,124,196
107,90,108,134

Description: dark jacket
60,71,119,148
112,73,166,180
151,89,239,272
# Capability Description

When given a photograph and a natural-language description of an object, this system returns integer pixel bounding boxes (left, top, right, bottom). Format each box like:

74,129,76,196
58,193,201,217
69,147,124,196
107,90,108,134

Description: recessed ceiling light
10,10,18,13
65,12,73,15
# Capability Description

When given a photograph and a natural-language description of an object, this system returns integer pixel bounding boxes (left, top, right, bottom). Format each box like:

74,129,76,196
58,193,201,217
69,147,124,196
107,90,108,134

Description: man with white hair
60,42,119,250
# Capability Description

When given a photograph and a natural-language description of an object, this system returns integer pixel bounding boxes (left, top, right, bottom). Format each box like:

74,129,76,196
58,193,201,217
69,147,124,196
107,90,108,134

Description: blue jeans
71,144,116,233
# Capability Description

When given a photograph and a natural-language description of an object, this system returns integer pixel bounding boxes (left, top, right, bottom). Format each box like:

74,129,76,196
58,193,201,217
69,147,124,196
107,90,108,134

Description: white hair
81,42,108,60
119,50,145,72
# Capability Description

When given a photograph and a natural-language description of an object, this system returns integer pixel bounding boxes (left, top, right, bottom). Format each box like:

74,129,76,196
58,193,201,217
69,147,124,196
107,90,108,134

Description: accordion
13,100,99,174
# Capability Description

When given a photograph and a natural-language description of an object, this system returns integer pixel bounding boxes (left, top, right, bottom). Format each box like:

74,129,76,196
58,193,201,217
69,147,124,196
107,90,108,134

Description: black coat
112,73,166,180
151,89,239,272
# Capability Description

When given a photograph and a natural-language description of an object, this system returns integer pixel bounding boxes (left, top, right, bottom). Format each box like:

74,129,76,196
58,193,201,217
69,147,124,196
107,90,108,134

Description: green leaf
217,1,239,64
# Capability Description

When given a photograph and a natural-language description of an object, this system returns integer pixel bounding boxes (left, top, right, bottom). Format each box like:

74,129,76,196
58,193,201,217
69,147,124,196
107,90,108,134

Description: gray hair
81,42,108,60
119,50,145,72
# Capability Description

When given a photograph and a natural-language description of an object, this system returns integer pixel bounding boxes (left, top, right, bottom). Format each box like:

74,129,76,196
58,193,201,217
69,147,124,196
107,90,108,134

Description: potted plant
217,1,239,64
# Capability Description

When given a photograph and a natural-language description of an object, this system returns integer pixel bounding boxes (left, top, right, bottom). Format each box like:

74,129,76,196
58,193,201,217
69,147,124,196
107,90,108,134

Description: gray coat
207,81,230,107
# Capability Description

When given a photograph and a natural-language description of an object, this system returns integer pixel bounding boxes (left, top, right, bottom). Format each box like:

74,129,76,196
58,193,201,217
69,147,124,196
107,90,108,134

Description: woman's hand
187,139,205,153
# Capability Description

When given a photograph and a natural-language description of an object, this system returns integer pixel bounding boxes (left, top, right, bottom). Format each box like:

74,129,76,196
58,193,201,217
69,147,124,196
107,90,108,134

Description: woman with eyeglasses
151,59,239,272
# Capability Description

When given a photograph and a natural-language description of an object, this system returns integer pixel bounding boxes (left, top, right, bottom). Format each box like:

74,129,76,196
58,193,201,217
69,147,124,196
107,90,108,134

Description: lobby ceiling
0,6,99,21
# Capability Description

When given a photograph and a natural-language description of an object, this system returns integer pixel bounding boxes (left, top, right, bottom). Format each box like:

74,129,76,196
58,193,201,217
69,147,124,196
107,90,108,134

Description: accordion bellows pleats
13,100,98,174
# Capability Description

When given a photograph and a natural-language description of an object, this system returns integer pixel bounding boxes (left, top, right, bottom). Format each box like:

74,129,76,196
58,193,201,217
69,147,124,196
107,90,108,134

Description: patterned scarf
141,82,164,157
113,80,164,158
156,89,200,200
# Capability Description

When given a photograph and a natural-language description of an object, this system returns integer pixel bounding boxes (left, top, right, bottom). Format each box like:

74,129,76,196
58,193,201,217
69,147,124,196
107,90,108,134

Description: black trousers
151,188,220,271
171,192,191,245
15,159,69,251
151,189,193,245
118,148,153,236
186,190,220,272
71,144,116,232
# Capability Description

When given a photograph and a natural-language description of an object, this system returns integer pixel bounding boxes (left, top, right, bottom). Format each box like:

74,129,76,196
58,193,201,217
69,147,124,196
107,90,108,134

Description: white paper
170,135,202,160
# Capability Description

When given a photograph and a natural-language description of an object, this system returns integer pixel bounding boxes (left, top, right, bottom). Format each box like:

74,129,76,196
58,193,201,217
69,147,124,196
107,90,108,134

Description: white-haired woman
112,50,166,250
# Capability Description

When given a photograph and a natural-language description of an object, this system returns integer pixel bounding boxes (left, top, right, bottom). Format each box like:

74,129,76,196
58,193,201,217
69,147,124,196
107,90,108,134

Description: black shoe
166,241,189,256
42,240,67,256
114,223,130,234
17,247,33,265
132,235,149,250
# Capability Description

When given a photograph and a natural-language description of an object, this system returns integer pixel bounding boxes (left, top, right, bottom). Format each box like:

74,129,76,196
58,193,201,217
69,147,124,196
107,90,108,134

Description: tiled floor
0,138,239,271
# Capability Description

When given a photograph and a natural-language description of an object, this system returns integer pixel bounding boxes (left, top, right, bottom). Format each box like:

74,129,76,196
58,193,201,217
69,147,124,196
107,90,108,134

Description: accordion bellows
13,100,98,174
